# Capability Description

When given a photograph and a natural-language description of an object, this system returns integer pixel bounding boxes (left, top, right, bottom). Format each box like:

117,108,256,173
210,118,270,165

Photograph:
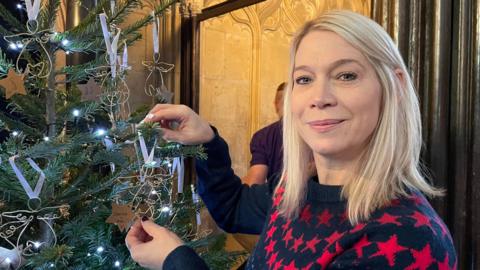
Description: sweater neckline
307,176,345,202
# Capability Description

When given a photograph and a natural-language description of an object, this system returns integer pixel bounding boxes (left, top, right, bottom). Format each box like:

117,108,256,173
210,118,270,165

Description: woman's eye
337,72,358,81
295,76,312,85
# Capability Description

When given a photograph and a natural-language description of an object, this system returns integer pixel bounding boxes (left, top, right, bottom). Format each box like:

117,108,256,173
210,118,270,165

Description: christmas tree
0,0,243,269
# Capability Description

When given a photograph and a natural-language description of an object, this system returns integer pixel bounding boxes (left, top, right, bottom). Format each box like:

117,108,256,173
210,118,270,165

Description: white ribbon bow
99,13,121,78
120,41,129,72
103,137,116,173
191,184,201,225
170,157,184,193
24,0,41,21
9,156,45,199
138,135,157,167
151,11,160,54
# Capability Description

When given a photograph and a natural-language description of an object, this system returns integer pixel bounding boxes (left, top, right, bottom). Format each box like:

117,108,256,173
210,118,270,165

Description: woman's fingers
144,104,187,124
126,220,146,248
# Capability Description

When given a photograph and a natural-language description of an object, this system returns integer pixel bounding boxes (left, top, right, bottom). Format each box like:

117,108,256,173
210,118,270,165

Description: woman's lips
307,119,345,133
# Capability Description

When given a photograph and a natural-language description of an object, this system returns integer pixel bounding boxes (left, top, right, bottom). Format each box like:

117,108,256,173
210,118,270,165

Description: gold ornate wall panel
199,0,370,177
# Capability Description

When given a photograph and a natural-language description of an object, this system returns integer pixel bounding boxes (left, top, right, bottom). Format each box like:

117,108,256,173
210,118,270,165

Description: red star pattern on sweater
352,234,372,257
265,239,277,255
377,213,402,226
269,210,279,226
283,228,293,248
317,209,333,227
390,198,402,206
273,258,284,270
410,195,425,205
300,205,313,223
301,262,314,270
290,234,304,252
284,260,298,270
350,223,366,233
316,242,343,269
370,234,407,267
301,235,322,253
437,252,450,270
405,243,435,270
266,225,277,239
325,231,344,246
410,211,434,232
316,248,335,269
338,211,348,224
273,194,282,207
282,219,292,232
266,251,279,268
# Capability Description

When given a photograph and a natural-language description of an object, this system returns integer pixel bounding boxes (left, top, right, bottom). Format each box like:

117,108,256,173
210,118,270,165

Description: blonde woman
126,10,457,270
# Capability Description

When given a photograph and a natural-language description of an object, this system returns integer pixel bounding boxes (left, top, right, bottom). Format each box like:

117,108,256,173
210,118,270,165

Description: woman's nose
310,82,337,109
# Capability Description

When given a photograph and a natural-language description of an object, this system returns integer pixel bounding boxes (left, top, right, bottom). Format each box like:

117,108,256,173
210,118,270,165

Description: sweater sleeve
326,223,457,269
195,128,276,234
163,245,209,270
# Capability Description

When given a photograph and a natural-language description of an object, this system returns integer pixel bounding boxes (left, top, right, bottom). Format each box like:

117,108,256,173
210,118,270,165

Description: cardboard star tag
78,77,102,101
0,68,27,99
106,203,135,232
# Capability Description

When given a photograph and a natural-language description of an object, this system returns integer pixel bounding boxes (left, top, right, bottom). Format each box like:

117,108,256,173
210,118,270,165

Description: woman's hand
143,104,215,145
126,218,184,270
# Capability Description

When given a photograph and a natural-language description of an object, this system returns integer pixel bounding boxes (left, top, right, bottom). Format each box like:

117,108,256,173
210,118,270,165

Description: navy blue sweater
164,133,457,270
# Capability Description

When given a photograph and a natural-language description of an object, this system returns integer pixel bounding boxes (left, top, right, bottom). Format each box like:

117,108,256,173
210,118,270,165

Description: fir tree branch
0,2,26,32
0,110,41,137
39,0,61,30
0,49,13,74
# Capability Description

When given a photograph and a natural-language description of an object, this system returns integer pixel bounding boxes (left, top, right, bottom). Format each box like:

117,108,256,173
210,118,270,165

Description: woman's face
291,30,382,161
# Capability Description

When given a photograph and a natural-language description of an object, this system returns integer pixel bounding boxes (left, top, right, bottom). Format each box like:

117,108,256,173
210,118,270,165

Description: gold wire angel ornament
111,133,181,226
142,11,175,103
84,13,131,125
0,156,69,269
3,0,54,79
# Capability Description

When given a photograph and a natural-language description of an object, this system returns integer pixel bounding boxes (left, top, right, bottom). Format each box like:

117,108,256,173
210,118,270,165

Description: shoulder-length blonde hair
278,10,442,224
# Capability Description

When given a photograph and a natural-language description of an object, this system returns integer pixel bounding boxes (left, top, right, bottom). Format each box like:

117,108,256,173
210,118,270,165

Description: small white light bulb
16,4,22,9
72,109,80,117
87,253,91,257
61,39,69,46
94,129,106,137
114,261,121,267
33,241,41,248
16,42,23,49
96,246,104,253
43,137,50,142
161,206,171,213
5,257,11,264
50,263,54,267
12,131,19,136
9,43,17,50
150,190,157,195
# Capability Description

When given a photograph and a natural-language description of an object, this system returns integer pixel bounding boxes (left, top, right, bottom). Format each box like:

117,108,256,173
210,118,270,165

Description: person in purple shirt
243,82,286,186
